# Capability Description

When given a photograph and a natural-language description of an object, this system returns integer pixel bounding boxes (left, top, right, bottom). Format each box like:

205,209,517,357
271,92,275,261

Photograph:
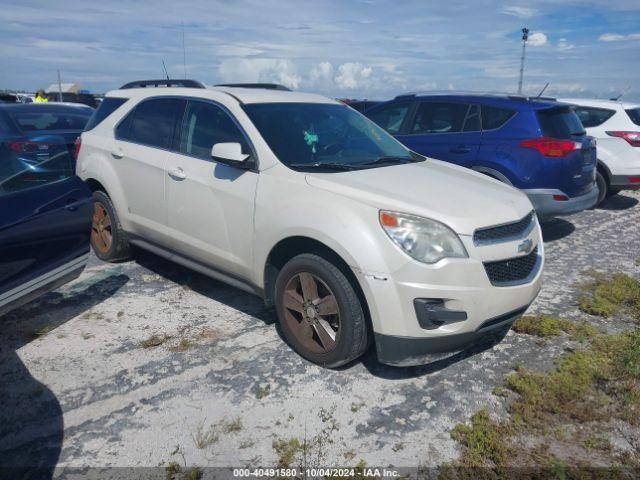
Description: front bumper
524,185,598,220
357,222,544,367
375,304,529,366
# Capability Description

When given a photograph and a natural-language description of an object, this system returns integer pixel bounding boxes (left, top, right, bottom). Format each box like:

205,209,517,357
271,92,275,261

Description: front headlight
379,211,468,264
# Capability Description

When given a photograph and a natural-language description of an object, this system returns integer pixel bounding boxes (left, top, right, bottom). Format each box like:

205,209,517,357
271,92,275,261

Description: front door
398,101,481,168
165,99,258,280
0,144,92,314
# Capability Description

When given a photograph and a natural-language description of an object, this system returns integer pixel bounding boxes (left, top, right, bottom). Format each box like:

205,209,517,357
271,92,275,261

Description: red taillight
553,194,569,201
74,136,82,159
629,177,640,184
606,131,640,147
6,141,48,153
520,137,580,157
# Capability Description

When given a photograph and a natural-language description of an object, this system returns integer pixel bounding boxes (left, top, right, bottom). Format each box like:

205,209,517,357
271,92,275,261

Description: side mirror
211,142,251,167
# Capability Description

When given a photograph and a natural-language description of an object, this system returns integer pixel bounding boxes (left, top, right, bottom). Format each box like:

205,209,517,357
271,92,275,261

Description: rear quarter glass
626,108,640,127
84,97,128,131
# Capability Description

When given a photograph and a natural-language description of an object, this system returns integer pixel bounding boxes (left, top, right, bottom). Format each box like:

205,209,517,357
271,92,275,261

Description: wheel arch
471,166,513,185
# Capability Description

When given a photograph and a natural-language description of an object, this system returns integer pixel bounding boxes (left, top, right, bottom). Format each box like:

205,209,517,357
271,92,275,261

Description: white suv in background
76,79,543,367
562,98,640,204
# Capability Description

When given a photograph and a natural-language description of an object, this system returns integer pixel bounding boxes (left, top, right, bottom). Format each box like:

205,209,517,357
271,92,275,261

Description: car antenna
610,86,630,101
536,82,549,98
162,60,170,80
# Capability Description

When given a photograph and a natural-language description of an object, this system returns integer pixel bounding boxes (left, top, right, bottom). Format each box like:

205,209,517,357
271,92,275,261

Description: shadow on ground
132,247,272,324
0,272,128,480
597,192,639,211
541,218,576,242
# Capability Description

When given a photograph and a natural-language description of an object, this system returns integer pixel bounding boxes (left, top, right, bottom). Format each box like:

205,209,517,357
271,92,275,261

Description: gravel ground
1,191,639,473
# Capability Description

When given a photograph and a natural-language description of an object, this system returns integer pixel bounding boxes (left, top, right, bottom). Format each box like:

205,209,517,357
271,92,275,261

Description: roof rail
215,83,291,91
119,79,205,89
507,94,557,102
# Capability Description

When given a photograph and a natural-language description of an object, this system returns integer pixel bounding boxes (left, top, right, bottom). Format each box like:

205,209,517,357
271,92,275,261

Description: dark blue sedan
0,103,94,316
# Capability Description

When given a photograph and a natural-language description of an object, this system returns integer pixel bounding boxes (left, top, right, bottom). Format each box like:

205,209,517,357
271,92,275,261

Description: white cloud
217,58,301,89
309,61,334,86
502,6,538,18
599,32,640,42
334,62,372,89
528,32,548,47
557,38,574,51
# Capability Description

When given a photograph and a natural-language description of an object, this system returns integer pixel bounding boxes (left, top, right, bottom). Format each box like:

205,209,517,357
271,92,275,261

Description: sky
1,0,639,101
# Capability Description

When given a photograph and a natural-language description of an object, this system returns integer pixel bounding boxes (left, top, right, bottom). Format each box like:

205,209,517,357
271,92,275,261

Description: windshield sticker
303,130,319,153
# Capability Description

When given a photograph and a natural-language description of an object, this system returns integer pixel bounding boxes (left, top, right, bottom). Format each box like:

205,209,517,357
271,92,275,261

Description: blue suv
366,93,598,219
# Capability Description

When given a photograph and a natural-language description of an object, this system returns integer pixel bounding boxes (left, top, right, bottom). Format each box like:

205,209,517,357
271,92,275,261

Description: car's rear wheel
274,253,369,368
595,170,607,206
91,191,131,262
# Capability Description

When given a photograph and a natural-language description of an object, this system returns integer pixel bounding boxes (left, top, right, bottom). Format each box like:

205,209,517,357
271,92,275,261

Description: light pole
517,27,529,95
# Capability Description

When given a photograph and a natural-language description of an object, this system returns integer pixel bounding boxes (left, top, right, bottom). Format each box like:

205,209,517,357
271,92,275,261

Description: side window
574,107,615,128
463,104,481,132
367,103,410,134
0,143,74,196
179,101,248,160
116,98,185,149
410,102,471,134
481,105,516,130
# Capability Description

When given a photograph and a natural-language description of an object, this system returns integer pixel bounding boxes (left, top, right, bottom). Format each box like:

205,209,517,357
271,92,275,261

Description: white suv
76,80,543,367
561,98,640,204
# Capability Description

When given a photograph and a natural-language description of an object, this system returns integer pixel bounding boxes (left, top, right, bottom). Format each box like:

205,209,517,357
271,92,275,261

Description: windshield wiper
359,156,416,167
289,162,359,171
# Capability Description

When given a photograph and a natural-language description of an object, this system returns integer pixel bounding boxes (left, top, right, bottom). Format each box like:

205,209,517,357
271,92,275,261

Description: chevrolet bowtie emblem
518,238,534,254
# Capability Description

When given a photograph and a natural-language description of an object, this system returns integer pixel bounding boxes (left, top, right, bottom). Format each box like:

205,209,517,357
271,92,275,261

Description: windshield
242,103,418,170
6,109,91,132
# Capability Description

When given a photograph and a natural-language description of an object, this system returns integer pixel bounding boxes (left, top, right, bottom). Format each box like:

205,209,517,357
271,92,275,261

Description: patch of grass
272,438,302,468
117,311,124,318
635,257,640,267
171,338,195,352
191,422,218,449
184,467,202,480
392,442,404,452
81,332,94,340
577,271,640,320
449,409,508,471
239,440,255,449
255,384,271,399
165,461,181,480
32,325,53,339
350,402,365,413
491,386,510,397
220,417,242,434
513,315,600,341
140,334,171,349
445,326,640,475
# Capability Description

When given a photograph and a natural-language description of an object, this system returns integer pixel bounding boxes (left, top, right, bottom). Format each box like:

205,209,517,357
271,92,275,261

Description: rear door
112,97,186,246
0,141,92,315
164,99,258,279
537,107,597,197
397,101,481,167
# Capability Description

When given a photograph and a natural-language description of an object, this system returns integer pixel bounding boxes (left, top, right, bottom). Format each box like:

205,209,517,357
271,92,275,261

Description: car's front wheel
91,191,132,262
274,253,369,368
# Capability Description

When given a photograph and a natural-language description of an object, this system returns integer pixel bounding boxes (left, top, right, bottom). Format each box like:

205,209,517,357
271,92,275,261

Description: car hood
305,160,533,236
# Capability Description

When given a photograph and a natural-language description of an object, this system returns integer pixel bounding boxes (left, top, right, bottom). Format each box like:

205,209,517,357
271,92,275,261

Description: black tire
595,170,607,206
91,190,132,262
607,187,621,197
274,253,369,368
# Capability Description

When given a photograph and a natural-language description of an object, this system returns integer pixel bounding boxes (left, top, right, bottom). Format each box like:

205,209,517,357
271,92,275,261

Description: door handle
111,149,124,159
449,146,471,154
168,167,186,180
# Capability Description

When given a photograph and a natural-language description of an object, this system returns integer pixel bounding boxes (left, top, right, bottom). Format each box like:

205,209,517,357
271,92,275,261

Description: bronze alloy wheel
282,272,341,354
91,202,113,254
